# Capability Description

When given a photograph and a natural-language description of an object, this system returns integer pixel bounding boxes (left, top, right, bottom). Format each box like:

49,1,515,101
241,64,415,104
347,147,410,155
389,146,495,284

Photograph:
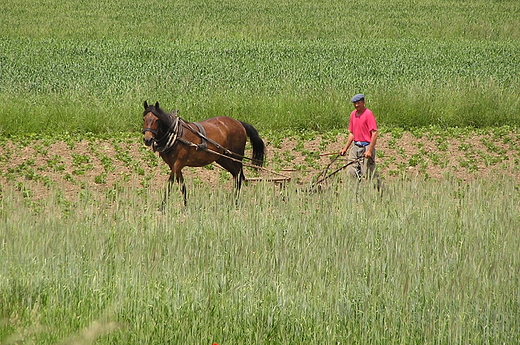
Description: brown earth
1,129,519,201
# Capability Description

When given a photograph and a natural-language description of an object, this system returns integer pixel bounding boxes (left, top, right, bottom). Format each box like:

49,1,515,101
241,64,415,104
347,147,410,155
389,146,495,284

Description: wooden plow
179,125,361,189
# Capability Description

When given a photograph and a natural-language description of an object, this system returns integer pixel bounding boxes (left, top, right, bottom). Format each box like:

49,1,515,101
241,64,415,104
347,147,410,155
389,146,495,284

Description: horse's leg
161,171,175,210
176,171,187,207
234,167,245,191
162,169,187,208
217,156,244,193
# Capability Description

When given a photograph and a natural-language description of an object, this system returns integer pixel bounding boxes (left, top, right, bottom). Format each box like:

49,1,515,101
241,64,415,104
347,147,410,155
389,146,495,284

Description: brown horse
142,101,265,206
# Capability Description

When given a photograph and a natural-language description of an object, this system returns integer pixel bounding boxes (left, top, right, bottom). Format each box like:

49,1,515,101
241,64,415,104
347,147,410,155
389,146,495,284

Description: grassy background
1,178,519,344
2,1,520,343
3,0,519,41
1,0,520,134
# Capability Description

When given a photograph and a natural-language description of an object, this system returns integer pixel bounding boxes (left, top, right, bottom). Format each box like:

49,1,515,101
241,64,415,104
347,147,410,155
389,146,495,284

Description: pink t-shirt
348,108,378,142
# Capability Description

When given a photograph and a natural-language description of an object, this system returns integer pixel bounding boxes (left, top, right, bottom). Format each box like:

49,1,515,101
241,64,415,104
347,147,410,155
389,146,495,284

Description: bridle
142,111,160,136
143,112,181,152
142,127,158,135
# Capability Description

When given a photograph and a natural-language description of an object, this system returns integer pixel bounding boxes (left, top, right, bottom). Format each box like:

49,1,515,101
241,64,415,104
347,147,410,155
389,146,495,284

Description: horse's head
142,101,161,147
142,101,179,149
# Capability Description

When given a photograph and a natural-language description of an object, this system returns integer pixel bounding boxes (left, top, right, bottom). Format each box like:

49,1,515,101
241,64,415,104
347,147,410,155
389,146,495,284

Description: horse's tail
240,122,265,167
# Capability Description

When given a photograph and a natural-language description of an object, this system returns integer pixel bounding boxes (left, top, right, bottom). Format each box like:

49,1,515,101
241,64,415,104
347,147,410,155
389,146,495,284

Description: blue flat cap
351,94,365,103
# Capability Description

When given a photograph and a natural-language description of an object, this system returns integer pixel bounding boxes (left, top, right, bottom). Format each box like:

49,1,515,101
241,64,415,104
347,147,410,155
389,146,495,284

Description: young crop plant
283,151,295,163
8,159,46,183
267,133,284,149
418,159,429,177
114,146,134,166
115,149,145,176
63,173,76,184
138,145,159,168
304,154,321,170
118,172,131,183
378,154,393,171
514,158,520,172
0,148,11,164
391,127,404,139
270,151,283,168
133,165,145,176
458,143,472,152
294,140,305,152
98,155,115,173
71,153,91,165
95,172,107,184
387,137,398,150
297,130,319,142
478,152,506,167
62,136,76,150
410,127,427,139
435,137,449,151
218,170,230,184
491,126,513,141
397,162,409,176
33,143,49,157
140,173,154,188
47,155,65,172
408,153,422,167
481,139,507,155
71,153,94,176
16,181,33,199
387,168,400,177
318,139,329,152
458,157,479,173
191,176,204,187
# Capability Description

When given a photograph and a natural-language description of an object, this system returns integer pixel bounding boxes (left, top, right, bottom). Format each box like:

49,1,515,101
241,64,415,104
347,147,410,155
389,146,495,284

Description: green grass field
2,1,520,343
1,0,520,134
1,178,519,344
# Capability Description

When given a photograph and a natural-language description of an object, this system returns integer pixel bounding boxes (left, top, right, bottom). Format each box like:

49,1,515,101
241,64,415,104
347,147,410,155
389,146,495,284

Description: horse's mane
144,102,177,129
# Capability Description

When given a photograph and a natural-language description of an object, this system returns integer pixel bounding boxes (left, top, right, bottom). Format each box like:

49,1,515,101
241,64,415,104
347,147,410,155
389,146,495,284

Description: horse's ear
155,101,160,109
144,100,148,109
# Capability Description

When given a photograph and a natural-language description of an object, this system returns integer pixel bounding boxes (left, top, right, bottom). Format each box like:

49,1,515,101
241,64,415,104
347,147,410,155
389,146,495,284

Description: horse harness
191,122,208,151
182,121,242,160
143,112,182,153
146,111,239,161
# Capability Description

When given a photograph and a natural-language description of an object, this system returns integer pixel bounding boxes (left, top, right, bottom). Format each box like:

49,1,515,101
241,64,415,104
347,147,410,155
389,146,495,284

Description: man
339,94,378,180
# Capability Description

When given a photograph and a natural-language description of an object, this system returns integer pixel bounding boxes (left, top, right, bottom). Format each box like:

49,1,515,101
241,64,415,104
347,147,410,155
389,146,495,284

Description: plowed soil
1,129,519,201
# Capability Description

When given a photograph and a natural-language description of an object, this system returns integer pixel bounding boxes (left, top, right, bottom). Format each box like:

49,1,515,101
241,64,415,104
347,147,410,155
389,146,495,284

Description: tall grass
1,38,519,134
1,0,520,134
1,177,519,343
2,0,520,41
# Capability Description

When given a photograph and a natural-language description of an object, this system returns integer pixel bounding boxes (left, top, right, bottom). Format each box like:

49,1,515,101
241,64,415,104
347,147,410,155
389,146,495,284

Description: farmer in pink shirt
339,94,379,181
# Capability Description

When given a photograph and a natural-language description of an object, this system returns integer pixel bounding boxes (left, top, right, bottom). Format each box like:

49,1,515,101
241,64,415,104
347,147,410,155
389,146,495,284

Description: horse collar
152,116,181,152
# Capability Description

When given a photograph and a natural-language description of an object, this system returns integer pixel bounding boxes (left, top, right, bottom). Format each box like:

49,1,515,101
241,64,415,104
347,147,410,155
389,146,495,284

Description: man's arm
340,132,354,156
365,130,378,158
